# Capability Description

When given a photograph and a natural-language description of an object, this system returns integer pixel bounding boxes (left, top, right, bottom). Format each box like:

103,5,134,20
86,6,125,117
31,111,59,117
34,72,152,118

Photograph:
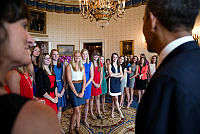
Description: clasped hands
51,97,58,103
94,83,100,88
76,91,84,98
57,90,65,98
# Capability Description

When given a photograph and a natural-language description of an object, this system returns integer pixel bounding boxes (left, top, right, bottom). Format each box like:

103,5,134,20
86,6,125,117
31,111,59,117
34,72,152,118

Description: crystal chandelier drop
79,0,126,28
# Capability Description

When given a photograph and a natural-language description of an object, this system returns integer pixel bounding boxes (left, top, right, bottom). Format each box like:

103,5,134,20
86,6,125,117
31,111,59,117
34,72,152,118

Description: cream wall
33,5,200,61
45,5,153,59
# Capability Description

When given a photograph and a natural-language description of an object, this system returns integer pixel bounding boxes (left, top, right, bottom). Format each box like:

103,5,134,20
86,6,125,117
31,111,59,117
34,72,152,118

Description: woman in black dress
108,53,124,118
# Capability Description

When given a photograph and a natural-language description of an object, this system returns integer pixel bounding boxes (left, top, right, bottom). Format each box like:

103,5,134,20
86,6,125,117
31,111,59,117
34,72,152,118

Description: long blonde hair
70,50,84,72
81,48,89,64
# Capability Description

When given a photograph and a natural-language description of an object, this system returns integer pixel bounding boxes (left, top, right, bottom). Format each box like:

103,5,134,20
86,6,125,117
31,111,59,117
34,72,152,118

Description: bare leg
111,97,115,118
125,87,131,108
69,107,77,133
84,99,89,127
138,90,142,103
114,96,124,118
96,95,102,118
90,96,97,119
75,106,83,134
76,106,81,129
119,92,124,107
57,107,65,134
140,90,145,101
130,88,134,102
57,107,62,124
101,94,107,112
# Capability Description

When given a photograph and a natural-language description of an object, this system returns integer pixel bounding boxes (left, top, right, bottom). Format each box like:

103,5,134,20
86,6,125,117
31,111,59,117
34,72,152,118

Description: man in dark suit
135,0,200,134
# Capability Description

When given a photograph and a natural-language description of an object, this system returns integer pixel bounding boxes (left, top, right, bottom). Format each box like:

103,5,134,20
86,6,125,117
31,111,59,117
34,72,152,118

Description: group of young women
0,2,157,134
66,50,158,133
0,0,159,133
3,41,157,134
119,54,157,106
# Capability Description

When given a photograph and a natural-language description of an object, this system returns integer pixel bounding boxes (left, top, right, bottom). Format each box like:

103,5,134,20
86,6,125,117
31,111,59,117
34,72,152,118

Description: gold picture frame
57,45,75,56
120,40,134,56
28,10,46,34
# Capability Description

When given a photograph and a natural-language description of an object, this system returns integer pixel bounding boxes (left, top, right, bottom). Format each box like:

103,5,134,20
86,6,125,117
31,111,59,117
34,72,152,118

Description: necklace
23,72,33,89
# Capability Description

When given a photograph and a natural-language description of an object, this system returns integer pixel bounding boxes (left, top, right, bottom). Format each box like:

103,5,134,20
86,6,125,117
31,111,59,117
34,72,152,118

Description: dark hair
31,46,40,66
140,57,146,67
111,53,120,68
0,0,28,45
146,0,200,32
151,55,158,65
124,56,130,67
132,56,139,65
140,53,146,58
120,56,126,73
91,50,101,72
106,59,110,62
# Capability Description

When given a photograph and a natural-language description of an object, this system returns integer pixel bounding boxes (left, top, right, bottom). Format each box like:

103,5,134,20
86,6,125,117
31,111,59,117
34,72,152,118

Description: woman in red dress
90,50,103,119
5,65,34,99
35,53,58,113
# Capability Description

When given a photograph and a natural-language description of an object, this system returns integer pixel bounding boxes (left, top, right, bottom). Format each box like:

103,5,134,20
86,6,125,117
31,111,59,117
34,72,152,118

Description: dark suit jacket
135,41,200,134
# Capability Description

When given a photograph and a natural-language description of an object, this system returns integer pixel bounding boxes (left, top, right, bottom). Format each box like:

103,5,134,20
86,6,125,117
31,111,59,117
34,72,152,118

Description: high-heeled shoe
83,121,89,127
91,114,97,120
102,109,107,113
97,114,103,119
111,113,114,118
127,100,132,108
59,128,65,134
120,112,124,118
75,127,83,134
69,129,75,134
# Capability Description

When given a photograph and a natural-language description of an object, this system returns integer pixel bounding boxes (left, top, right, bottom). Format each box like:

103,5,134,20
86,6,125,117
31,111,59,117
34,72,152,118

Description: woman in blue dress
124,56,131,108
50,49,66,124
81,49,94,127
108,53,124,118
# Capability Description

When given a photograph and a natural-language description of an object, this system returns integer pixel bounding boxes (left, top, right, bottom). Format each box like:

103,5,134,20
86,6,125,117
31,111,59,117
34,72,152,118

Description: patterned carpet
61,101,138,134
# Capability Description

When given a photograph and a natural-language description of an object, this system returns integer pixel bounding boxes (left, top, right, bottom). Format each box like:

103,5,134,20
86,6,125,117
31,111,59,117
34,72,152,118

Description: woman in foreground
0,0,60,133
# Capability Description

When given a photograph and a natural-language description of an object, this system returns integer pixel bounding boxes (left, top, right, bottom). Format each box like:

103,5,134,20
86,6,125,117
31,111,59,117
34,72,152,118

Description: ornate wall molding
25,0,147,14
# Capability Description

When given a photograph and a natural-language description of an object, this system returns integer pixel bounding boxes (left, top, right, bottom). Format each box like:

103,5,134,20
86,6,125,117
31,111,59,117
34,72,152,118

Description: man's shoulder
160,47,200,72
151,47,200,89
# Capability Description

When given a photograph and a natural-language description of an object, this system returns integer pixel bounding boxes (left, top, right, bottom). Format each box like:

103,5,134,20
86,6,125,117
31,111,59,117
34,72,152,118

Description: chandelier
79,0,126,27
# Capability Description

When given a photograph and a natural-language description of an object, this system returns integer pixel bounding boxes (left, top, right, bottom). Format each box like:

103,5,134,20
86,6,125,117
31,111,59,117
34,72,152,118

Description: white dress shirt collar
157,36,194,68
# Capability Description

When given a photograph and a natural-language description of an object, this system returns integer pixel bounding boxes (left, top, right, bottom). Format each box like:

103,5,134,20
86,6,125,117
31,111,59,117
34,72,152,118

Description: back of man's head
146,0,200,32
